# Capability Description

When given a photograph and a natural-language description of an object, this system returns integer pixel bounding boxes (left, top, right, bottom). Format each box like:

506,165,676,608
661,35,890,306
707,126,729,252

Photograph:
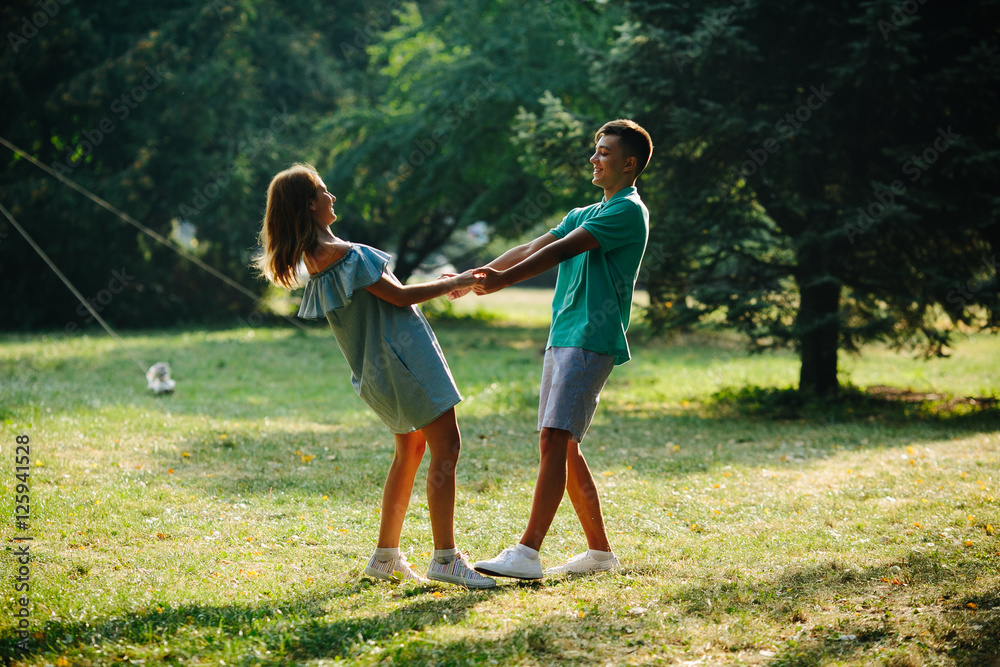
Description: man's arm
447,232,560,299
475,227,599,294
484,232,560,271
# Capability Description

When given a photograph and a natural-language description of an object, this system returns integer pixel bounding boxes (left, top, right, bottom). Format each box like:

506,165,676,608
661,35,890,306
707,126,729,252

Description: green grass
1,291,999,666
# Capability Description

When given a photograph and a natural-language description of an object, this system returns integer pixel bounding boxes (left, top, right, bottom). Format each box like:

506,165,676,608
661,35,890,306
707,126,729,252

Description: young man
468,119,652,579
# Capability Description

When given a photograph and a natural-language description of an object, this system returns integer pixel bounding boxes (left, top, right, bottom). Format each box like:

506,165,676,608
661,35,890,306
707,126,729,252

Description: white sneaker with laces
473,546,544,580
364,552,429,583
544,550,620,576
427,552,497,588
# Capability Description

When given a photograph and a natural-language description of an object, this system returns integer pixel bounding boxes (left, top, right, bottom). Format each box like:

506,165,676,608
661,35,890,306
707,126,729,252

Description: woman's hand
445,269,487,299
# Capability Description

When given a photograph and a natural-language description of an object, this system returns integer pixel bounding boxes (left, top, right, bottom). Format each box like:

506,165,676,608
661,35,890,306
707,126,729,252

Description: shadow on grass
624,550,1000,666
145,396,1000,505
0,322,549,424
0,582,524,666
706,384,1000,426
3,560,996,666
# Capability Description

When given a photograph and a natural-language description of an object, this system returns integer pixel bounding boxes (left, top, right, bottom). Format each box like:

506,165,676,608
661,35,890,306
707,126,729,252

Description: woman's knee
395,434,426,462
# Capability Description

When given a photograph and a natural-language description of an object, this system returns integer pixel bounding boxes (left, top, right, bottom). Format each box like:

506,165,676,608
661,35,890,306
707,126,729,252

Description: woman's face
308,178,337,226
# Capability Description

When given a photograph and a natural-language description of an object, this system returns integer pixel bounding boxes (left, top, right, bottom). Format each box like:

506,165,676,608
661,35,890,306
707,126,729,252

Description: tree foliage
601,0,1000,393
1,0,392,328
316,0,621,280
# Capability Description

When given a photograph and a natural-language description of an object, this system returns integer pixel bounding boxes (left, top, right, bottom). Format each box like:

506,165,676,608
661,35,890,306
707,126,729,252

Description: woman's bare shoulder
303,239,352,276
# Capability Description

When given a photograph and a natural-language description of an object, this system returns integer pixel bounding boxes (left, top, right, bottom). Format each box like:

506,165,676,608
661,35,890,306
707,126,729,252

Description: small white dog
146,362,176,394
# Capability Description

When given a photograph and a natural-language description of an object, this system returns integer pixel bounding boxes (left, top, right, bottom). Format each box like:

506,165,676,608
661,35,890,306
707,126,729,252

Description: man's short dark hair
595,119,653,178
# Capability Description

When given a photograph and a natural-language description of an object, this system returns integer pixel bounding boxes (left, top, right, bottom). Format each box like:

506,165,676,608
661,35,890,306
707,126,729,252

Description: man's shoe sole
473,564,543,580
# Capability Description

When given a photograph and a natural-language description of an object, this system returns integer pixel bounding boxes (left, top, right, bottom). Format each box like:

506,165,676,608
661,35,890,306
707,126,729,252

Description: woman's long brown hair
254,164,323,289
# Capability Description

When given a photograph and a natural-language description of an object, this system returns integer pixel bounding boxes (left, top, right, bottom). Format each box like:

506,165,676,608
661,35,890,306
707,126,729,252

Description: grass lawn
1,289,998,666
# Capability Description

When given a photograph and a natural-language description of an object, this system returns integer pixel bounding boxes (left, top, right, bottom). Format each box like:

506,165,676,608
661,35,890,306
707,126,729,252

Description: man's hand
443,270,488,300
442,272,472,300
472,267,506,295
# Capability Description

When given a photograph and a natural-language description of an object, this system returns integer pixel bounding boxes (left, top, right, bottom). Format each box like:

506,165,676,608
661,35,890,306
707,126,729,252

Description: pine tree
605,0,1000,394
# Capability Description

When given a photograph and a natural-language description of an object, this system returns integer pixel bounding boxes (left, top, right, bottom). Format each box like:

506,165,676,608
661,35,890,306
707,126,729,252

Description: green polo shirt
547,186,649,365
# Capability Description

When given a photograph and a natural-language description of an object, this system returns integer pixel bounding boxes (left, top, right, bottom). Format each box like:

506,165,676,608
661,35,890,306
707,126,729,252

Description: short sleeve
549,206,584,240
297,244,390,319
581,199,646,253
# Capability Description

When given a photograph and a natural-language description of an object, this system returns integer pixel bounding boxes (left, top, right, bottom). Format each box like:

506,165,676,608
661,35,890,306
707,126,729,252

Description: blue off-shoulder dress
297,244,462,433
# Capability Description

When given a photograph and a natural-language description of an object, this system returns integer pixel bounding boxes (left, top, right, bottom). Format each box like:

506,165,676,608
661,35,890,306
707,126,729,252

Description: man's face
590,133,630,189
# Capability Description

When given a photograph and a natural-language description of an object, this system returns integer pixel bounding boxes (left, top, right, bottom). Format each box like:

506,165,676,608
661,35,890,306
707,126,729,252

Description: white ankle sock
433,548,458,563
587,549,613,561
373,547,400,561
516,543,539,560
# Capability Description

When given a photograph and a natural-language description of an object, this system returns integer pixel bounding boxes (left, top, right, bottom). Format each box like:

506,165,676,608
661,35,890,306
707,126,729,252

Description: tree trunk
795,274,841,396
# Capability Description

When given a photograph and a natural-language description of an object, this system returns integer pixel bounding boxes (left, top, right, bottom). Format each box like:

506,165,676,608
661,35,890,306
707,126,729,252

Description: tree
0,0,396,328
315,0,623,281
600,0,1000,394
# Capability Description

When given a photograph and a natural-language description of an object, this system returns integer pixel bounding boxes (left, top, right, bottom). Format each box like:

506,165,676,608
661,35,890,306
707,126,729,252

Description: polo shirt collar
602,186,637,205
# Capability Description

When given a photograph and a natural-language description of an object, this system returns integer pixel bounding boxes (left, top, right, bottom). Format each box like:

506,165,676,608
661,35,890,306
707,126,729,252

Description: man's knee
539,427,572,458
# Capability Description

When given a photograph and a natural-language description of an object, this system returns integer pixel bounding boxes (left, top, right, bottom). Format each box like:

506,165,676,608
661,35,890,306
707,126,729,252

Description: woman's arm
365,269,483,307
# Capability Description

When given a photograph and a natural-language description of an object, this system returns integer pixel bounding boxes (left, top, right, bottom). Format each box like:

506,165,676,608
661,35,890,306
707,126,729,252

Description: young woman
255,163,493,588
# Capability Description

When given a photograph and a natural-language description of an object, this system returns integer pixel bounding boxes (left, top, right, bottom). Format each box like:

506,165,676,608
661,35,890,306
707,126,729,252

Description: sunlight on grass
1,310,998,666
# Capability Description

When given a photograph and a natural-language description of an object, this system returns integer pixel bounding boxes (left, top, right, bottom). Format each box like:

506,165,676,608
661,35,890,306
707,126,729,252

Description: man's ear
625,156,637,173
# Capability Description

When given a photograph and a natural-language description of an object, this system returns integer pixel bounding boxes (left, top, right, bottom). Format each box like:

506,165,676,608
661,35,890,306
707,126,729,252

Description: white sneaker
427,552,497,589
364,552,429,584
473,546,544,580
544,550,620,576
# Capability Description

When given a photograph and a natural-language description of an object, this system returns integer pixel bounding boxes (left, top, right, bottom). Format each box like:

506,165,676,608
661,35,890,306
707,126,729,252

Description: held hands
443,267,503,300
471,267,504,295
443,269,485,300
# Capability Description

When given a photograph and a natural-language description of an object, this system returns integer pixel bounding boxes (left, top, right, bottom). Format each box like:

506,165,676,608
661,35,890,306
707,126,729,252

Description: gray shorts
538,346,616,443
